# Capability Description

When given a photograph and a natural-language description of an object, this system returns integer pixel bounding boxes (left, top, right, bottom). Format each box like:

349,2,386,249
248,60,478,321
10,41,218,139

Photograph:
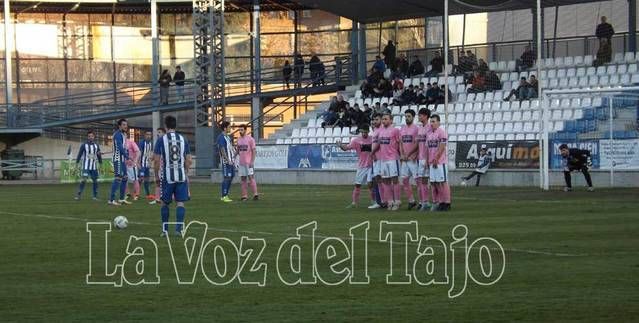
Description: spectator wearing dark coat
396,54,409,77
309,55,322,86
293,53,305,88
596,16,615,43
282,60,293,89
516,45,536,72
485,71,502,91
382,40,397,71
173,66,186,102
425,52,444,77
408,56,425,76
159,69,172,105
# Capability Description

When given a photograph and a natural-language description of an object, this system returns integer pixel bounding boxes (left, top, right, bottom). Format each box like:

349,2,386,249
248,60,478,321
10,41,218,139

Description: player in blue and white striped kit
109,119,131,206
217,121,235,203
138,130,154,200
74,130,102,200
154,115,192,236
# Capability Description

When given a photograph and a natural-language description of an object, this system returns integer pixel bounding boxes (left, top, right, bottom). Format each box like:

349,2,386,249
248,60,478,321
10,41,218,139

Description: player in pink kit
399,109,419,210
339,125,374,208
368,113,384,209
372,112,402,211
125,137,140,203
236,124,259,201
416,108,433,211
427,114,451,211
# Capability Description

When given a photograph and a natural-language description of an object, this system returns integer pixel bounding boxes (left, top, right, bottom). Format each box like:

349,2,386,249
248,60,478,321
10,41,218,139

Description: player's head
220,121,231,134
430,114,441,129
418,107,431,124
404,109,415,125
164,115,177,130
156,127,166,137
601,16,607,23
559,143,570,157
87,130,95,141
144,130,153,141
371,113,382,128
359,124,370,138
480,147,487,156
117,119,128,132
239,124,248,136
381,112,392,127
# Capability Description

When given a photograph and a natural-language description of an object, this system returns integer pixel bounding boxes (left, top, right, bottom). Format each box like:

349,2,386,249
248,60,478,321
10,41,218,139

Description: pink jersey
371,125,383,160
126,139,139,167
400,123,419,160
426,126,448,165
347,136,373,168
377,126,401,161
237,135,256,166
417,123,432,161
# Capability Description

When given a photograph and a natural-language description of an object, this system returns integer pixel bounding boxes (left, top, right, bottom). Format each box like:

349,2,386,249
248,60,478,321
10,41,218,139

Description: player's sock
393,182,401,204
161,205,169,233
92,180,98,198
352,186,361,204
77,180,86,196
432,184,440,204
441,183,451,204
241,179,248,198
402,177,414,202
175,206,185,232
382,183,392,204
369,188,376,202
119,178,128,200
133,181,140,197
143,180,150,196
110,179,120,201
250,178,258,196
155,186,161,199
378,183,386,204
374,186,382,205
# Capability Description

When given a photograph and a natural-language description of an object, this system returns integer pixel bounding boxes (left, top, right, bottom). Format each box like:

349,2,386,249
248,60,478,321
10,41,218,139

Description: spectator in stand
414,89,427,105
476,59,489,76
360,80,374,98
360,104,372,126
173,66,185,102
334,106,351,128
466,50,478,69
596,16,615,44
318,60,326,85
503,77,530,101
382,40,397,71
396,54,409,77
528,75,539,98
382,103,391,114
425,83,439,105
373,56,386,74
438,85,453,104
408,55,425,76
593,39,612,67
159,69,172,105
392,76,404,92
282,60,293,89
516,45,536,72
309,55,321,86
293,53,305,88
457,51,472,74
394,85,416,106
426,51,444,77
467,71,486,93
373,102,384,114
485,71,502,91
373,78,393,98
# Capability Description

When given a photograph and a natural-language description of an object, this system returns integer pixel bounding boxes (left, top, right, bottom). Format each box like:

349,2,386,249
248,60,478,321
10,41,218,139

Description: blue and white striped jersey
138,139,154,168
112,130,129,163
76,141,102,170
154,131,190,184
216,133,235,165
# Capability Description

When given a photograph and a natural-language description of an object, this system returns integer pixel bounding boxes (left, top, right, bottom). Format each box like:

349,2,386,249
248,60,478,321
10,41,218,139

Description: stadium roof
291,0,612,23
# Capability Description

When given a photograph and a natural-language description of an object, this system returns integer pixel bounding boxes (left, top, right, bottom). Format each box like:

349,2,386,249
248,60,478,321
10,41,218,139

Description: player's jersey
112,131,128,163
126,139,140,167
76,141,102,171
237,135,256,166
154,131,190,184
347,136,373,168
417,123,432,161
370,125,382,161
138,140,154,169
476,154,491,173
377,126,401,161
217,133,235,165
426,126,448,165
400,123,419,160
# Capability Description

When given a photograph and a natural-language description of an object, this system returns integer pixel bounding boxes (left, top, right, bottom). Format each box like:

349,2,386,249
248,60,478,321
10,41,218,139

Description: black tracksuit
562,148,593,188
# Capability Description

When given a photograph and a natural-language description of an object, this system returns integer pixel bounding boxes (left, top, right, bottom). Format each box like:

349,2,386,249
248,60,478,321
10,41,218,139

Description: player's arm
115,133,129,160
97,145,103,164
399,138,406,160
407,136,419,158
75,144,85,164
432,142,446,168
153,140,162,182
250,145,256,167
217,136,229,164
184,140,193,172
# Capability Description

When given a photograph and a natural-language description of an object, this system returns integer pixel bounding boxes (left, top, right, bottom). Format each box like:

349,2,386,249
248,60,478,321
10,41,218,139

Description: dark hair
359,124,370,132
480,147,487,151
430,114,441,121
117,118,127,126
372,113,382,119
530,74,536,78
418,107,431,117
156,127,166,132
404,109,416,117
559,144,569,150
176,65,181,69
240,124,248,130
521,77,527,81
145,129,153,134
382,111,392,118
87,130,95,135
164,115,177,130
220,121,231,130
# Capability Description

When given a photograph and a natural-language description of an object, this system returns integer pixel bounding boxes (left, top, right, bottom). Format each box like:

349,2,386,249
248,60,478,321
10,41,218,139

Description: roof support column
629,0,637,53
3,0,14,127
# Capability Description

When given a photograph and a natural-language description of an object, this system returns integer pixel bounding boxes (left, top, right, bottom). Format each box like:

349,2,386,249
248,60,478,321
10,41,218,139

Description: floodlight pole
443,0,449,128
3,0,13,127
151,0,161,141
536,0,549,190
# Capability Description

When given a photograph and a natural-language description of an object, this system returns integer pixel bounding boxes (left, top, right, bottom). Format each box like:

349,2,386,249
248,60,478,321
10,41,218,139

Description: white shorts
417,160,429,178
126,166,138,181
354,167,372,185
429,164,448,183
380,160,400,179
238,165,254,177
400,160,419,179
372,160,382,177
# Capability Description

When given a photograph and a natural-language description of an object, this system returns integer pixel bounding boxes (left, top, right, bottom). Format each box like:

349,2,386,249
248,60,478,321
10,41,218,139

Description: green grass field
1,183,638,322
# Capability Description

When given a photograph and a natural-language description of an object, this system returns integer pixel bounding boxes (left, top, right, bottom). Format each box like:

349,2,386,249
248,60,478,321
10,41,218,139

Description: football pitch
1,183,638,322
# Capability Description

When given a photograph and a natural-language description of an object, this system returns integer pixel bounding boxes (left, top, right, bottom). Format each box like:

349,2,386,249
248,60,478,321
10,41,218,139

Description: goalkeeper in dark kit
558,143,594,192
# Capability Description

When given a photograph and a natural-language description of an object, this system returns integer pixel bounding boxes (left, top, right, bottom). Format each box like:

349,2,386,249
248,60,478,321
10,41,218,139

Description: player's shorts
354,167,373,185
81,169,99,180
138,167,150,178
416,160,429,178
400,160,419,179
372,160,382,177
127,166,139,181
222,163,235,178
113,161,127,178
161,179,190,204
380,160,400,179
429,164,448,183
238,165,254,177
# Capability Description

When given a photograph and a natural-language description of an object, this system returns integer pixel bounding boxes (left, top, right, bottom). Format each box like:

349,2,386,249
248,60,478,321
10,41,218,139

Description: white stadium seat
574,56,584,65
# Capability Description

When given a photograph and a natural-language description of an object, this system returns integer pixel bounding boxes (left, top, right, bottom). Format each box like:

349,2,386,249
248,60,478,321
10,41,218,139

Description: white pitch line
0,210,620,258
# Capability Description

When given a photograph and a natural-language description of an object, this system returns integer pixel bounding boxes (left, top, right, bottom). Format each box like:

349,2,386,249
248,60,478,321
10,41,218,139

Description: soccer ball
114,215,128,229
460,180,467,187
